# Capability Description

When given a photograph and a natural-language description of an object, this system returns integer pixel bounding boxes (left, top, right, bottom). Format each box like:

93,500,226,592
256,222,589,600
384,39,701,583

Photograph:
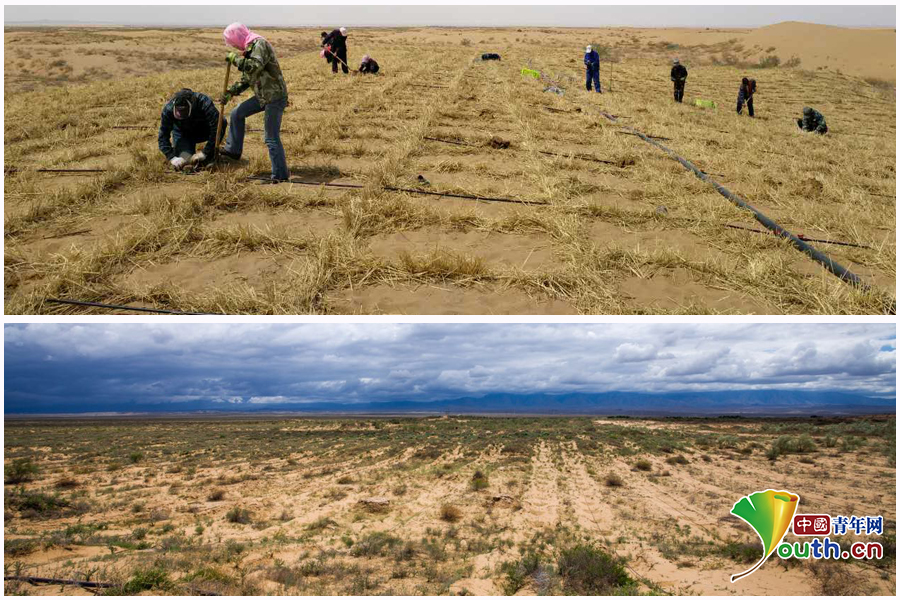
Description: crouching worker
158,89,223,171
797,107,827,135
737,77,756,117
359,54,379,74
219,22,290,184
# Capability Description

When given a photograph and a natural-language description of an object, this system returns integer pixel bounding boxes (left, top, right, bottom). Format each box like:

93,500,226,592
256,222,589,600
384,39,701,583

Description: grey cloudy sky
4,5,896,27
4,324,896,413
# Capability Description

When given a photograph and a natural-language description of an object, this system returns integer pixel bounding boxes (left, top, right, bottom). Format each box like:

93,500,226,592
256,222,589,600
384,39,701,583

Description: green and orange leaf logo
730,489,800,582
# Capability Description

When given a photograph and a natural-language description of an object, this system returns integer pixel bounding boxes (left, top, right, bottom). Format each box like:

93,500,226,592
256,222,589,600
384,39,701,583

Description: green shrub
634,459,652,472
604,472,624,487
717,540,759,563
128,452,144,464
4,538,38,557
350,531,402,557
5,459,39,484
768,434,817,460
557,544,634,594
500,551,547,594
10,490,70,517
471,470,489,491
666,455,689,466
121,565,170,594
225,506,252,524
757,55,781,68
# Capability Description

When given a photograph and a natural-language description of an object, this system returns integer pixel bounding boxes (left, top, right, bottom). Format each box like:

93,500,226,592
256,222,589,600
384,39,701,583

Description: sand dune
645,21,895,81
746,22,895,80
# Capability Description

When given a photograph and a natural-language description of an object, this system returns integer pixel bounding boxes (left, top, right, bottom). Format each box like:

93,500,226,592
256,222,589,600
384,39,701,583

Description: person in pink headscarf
219,22,290,183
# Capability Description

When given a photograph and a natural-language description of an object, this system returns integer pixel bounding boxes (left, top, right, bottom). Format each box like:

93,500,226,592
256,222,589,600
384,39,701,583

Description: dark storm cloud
3,324,895,413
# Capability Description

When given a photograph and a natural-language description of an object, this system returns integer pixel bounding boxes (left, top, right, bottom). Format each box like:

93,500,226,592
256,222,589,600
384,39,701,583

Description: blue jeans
225,96,290,180
585,67,601,92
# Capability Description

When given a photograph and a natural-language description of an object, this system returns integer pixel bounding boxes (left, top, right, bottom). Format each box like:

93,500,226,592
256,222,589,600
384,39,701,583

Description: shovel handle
214,61,232,159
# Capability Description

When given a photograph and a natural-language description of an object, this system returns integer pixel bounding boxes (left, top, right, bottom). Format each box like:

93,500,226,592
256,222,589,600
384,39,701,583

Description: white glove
170,156,186,170
190,151,206,164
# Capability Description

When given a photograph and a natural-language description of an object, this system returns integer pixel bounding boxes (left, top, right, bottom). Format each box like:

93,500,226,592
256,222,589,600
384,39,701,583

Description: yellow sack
521,68,540,79
694,99,718,109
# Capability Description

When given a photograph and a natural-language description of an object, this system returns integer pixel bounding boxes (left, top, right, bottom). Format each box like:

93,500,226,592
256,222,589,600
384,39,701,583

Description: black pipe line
46,298,212,315
724,224,872,249
4,576,113,589
598,110,877,294
5,576,221,595
244,176,546,206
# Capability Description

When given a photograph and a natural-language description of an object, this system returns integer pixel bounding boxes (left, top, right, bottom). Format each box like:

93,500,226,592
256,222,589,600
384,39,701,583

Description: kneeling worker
797,107,828,135
359,54,379,74
158,88,223,171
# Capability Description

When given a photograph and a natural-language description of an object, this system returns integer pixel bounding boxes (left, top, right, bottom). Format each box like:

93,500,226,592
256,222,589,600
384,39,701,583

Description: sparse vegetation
2,411,894,594
3,25,893,316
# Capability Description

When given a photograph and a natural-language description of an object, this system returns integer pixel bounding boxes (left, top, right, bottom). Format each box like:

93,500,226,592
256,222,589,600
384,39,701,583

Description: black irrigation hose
616,131,672,141
599,111,880,296
423,136,476,147
46,298,213,315
244,176,546,206
424,136,620,166
5,167,106,174
725,224,872,249
5,576,114,589
4,576,222,595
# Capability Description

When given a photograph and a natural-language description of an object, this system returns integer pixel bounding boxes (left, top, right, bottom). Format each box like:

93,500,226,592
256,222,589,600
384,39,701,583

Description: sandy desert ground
3,415,895,596
3,24,896,314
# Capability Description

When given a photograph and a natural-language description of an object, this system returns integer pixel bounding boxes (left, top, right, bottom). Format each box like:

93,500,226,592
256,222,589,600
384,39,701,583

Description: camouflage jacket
227,39,288,107
800,109,828,135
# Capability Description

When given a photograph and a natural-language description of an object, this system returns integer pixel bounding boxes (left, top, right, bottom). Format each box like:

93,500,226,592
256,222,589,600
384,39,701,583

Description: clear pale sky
4,4,896,28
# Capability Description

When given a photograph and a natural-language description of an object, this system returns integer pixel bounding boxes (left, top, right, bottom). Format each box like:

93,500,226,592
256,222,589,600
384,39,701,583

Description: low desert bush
634,459,652,472
5,459,39,484
226,506,252,524
440,504,462,523
557,544,635,594
471,470,489,491
604,472,624,487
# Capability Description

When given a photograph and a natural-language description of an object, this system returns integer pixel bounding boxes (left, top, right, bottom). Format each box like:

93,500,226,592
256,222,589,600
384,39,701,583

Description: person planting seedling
359,54,380,74
797,106,828,134
323,27,350,74
219,22,290,184
158,89,223,171
670,58,688,103
736,77,757,117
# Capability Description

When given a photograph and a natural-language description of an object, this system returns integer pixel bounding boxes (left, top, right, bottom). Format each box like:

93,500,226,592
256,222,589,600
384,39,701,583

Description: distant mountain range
7,390,895,417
